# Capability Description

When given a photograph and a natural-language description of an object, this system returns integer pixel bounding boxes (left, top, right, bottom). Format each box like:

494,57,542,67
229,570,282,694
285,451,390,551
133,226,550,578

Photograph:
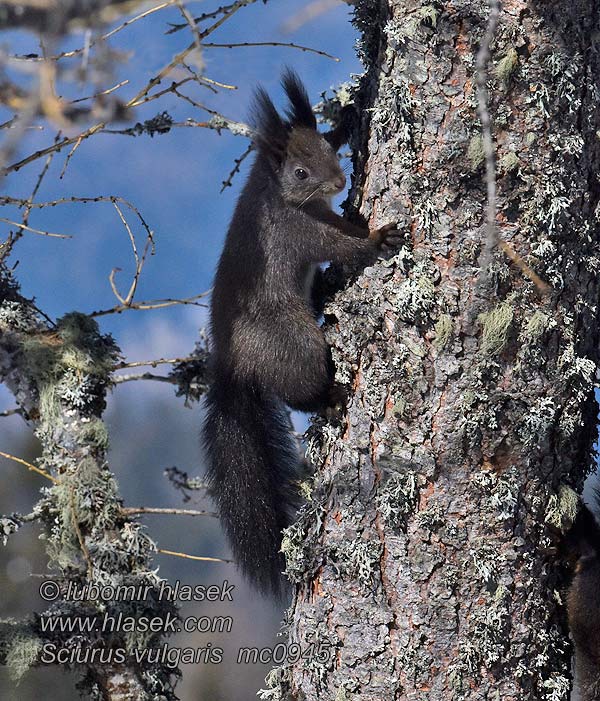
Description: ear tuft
281,67,317,130
250,85,289,163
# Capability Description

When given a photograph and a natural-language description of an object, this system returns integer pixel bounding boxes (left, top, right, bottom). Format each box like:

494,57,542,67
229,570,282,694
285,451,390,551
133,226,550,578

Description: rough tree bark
271,1,600,700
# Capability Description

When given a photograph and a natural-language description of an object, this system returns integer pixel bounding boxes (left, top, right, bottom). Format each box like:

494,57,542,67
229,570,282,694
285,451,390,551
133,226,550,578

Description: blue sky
1,0,362,344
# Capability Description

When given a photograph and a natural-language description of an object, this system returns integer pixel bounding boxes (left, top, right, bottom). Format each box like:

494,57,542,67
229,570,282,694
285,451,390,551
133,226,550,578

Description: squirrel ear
323,105,354,150
250,86,289,164
281,67,317,130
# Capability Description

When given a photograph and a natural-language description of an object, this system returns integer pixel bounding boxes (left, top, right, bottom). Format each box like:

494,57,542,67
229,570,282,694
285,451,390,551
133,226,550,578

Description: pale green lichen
433,313,452,350
470,543,500,588
375,471,418,528
80,418,110,452
499,151,520,173
5,631,43,682
557,346,596,437
0,299,39,331
414,199,439,237
448,585,510,689
479,302,514,356
468,135,485,170
541,674,570,701
520,310,555,343
20,312,119,441
544,484,579,532
518,397,557,448
258,666,291,701
459,389,499,447
0,516,21,545
494,48,519,87
392,394,408,417
329,537,382,587
475,469,519,522
393,261,436,324
335,687,350,701
416,504,444,531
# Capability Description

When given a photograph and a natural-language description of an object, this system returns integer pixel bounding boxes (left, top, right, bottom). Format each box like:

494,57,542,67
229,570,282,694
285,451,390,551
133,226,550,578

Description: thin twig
165,0,248,34
12,0,179,63
175,0,204,55
0,407,23,418
69,79,129,105
123,506,217,517
0,450,58,483
499,240,550,293
475,0,501,269
128,1,249,108
157,548,233,564
221,144,253,192
474,0,549,294
1,149,56,257
90,292,208,317
112,372,178,385
202,41,339,61
0,217,72,239
114,356,201,370
109,200,154,306
281,0,341,33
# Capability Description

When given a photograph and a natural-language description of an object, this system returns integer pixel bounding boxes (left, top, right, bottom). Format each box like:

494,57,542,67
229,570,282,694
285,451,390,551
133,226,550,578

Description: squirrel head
251,68,346,206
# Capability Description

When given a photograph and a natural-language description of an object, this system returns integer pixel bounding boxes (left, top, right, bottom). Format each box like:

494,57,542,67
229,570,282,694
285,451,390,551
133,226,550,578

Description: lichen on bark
277,1,600,699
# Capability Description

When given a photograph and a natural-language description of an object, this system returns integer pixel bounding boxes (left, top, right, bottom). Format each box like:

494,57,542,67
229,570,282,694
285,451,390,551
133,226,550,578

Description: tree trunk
276,1,600,699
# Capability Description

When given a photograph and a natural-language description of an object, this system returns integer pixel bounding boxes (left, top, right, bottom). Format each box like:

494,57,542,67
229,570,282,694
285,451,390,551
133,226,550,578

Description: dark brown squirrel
567,492,600,700
201,69,401,595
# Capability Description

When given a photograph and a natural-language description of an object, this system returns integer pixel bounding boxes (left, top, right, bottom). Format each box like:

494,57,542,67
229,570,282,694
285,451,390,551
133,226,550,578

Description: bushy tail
202,375,300,594
566,490,600,698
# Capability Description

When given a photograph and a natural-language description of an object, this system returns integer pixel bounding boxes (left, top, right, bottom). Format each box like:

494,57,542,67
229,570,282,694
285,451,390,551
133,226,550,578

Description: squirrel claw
372,222,403,249
324,383,347,420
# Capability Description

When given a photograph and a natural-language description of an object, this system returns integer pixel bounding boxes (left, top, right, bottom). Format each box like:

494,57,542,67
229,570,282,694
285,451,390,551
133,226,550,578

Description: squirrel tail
566,490,600,698
202,375,300,595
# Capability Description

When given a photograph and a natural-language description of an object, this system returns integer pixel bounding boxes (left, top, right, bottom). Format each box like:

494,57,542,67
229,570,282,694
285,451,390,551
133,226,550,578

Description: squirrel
566,492,600,700
201,69,401,595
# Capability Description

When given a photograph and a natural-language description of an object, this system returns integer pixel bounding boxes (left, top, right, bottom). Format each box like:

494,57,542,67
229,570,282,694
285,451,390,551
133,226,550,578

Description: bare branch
474,0,549,295
0,406,23,418
123,506,217,518
221,144,253,192
0,216,72,238
90,291,208,317
157,548,233,564
475,0,500,270
280,0,342,33
202,41,339,61
114,355,203,370
0,449,58,483
112,372,178,385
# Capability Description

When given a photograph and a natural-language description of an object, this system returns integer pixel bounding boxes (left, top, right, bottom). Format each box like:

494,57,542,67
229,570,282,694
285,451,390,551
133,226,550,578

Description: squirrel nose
334,174,346,191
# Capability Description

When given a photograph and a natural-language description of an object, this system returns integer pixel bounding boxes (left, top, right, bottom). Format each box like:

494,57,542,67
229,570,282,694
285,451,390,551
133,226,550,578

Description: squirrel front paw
369,222,403,251
324,383,347,421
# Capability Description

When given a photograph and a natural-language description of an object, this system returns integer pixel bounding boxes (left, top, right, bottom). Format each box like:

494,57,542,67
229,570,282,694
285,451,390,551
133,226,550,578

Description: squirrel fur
202,69,400,594
567,492,600,700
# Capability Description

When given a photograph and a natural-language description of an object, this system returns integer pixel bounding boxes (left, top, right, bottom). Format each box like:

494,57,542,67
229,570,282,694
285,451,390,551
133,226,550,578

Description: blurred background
0,1,362,699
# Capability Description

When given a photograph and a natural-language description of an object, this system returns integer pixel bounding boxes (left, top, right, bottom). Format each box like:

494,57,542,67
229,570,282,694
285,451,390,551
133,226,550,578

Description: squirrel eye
294,167,308,180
